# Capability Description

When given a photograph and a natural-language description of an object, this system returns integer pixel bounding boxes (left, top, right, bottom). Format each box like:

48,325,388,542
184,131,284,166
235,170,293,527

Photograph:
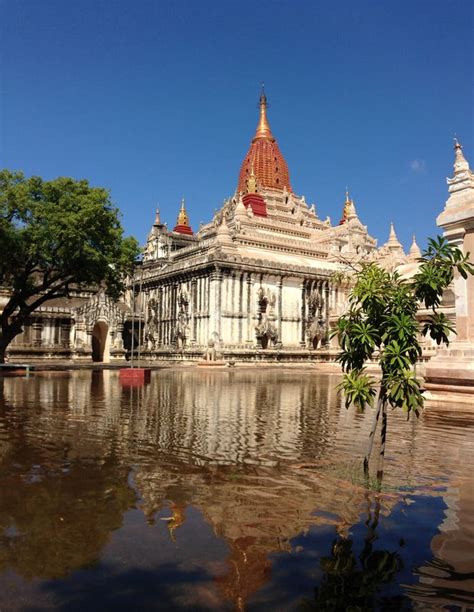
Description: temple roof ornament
385,222,403,250
254,85,274,140
247,164,258,194
216,215,234,246
173,198,194,235
234,194,247,219
439,140,474,227
453,138,470,175
346,198,358,221
409,235,421,259
153,208,162,226
339,189,357,224
237,89,292,193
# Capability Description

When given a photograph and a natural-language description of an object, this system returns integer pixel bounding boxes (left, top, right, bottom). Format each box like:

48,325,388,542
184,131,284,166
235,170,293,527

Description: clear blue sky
1,0,473,250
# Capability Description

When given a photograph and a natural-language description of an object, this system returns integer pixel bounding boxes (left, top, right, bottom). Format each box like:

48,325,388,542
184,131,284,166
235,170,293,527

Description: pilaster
300,280,306,346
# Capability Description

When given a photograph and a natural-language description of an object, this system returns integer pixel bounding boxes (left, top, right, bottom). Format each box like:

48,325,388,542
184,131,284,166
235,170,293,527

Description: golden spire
173,198,194,235
339,188,352,224
176,198,190,227
254,85,274,141
154,207,161,226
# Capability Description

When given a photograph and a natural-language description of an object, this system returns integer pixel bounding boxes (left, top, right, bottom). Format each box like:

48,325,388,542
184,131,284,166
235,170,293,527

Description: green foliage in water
334,236,474,418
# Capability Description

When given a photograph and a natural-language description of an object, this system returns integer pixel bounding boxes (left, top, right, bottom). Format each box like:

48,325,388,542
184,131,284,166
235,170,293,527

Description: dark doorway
92,321,108,362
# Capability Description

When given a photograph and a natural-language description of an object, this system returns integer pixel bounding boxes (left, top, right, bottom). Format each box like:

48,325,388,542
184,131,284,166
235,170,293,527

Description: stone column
60,320,70,348
238,273,244,343
209,268,222,340
278,276,284,344
300,280,306,346
157,287,163,347
323,280,330,347
32,319,43,347
191,278,197,344
165,283,170,346
246,272,254,344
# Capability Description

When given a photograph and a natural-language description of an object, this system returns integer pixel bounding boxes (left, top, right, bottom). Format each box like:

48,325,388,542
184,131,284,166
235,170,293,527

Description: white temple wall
281,278,302,346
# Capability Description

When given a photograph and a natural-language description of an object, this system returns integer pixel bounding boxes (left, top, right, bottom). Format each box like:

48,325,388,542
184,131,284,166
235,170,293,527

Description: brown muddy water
0,369,473,611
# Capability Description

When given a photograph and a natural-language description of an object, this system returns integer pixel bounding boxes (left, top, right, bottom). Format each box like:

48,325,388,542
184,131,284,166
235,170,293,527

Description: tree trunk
0,325,21,364
0,338,8,364
376,402,388,485
363,396,383,476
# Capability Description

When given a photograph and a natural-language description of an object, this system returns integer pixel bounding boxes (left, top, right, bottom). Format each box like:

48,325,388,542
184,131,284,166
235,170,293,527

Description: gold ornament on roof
246,164,258,193
176,198,190,226
254,85,274,141
339,188,352,224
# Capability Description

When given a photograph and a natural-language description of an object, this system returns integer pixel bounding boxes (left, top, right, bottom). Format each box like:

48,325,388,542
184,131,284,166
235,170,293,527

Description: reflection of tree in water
0,455,135,579
304,499,405,611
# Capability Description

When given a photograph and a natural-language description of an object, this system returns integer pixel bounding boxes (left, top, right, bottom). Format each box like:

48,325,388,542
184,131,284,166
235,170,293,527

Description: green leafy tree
333,237,474,481
0,170,139,363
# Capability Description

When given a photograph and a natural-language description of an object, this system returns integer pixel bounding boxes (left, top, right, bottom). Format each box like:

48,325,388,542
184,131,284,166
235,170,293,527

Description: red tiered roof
173,224,194,235
173,199,194,235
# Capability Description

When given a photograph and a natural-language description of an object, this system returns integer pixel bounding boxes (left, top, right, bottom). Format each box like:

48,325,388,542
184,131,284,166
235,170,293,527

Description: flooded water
0,369,473,611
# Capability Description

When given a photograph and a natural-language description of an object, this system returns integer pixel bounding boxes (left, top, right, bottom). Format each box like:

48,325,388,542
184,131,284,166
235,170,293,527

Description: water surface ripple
0,369,473,611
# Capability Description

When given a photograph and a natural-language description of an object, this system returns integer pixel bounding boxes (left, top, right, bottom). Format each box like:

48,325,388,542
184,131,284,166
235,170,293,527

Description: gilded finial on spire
254,85,274,141
154,207,161,226
173,198,194,235
339,188,352,224
177,198,189,226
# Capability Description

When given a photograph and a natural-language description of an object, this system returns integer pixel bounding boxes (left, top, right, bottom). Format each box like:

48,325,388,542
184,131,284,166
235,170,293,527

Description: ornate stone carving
255,287,280,348
173,288,190,349
204,331,221,361
145,298,159,350
72,288,127,353
306,289,325,349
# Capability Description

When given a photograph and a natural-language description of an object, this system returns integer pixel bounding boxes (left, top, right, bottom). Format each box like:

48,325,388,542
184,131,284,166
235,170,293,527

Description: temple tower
425,140,474,403
237,88,292,193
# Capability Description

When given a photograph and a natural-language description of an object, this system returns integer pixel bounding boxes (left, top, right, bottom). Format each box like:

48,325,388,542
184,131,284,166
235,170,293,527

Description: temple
136,90,419,361
2,92,469,368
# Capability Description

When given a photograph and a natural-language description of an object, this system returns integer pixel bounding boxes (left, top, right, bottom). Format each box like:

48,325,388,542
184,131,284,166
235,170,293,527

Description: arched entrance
92,321,108,362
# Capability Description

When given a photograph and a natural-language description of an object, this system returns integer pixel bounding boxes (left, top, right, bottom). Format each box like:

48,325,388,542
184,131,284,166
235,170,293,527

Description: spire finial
254,85,273,140
339,189,353,224
409,234,421,258
386,221,403,249
173,197,193,234
154,207,161,225
177,198,189,225
453,135,469,174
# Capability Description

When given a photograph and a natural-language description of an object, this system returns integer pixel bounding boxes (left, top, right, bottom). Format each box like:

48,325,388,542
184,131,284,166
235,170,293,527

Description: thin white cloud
410,159,427,173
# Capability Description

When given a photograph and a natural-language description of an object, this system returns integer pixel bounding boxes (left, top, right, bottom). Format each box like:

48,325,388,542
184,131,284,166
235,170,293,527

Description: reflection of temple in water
1,371,473,608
